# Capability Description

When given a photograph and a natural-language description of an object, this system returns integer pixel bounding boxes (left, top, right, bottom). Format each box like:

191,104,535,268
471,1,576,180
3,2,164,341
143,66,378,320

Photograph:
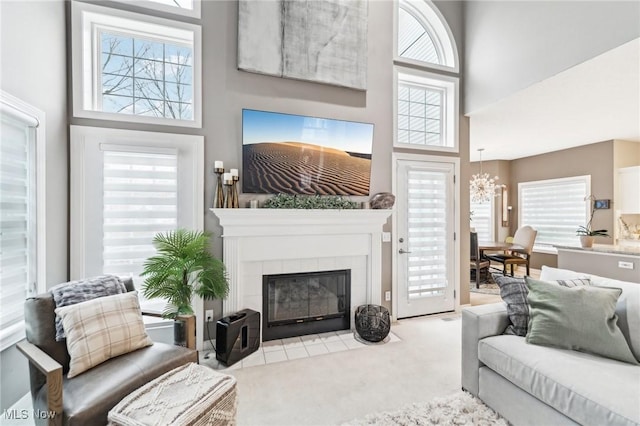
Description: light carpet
343,391,508,426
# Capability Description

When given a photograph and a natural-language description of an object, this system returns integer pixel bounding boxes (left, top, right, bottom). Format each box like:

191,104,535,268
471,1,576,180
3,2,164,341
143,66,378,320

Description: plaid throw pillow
50,275,127,341
493,274,529,336
55,292,153,378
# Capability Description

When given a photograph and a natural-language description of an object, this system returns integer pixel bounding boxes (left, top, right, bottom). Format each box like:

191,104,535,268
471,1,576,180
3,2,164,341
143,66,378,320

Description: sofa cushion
590,275,640,363
539,266,640,363
33,342,197,426
525,278,638,365
55,292,153,378
493,275,529,336
50,275,126,341
478,335,640,426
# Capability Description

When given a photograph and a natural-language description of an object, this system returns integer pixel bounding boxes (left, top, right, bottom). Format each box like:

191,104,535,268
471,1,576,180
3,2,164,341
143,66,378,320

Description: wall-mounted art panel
238,0,368,91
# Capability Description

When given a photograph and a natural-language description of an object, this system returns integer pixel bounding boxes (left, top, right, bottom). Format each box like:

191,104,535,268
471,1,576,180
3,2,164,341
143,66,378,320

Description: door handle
399,248,412,254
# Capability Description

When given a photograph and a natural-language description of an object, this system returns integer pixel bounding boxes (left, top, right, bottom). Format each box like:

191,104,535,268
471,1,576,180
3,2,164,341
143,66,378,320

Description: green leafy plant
576,196,610,237
141,229,229,319
575,226,609,237
263,193,359,209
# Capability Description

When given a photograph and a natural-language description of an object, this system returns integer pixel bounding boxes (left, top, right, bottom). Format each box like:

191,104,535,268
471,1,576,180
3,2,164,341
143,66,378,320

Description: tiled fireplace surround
212,209,392,343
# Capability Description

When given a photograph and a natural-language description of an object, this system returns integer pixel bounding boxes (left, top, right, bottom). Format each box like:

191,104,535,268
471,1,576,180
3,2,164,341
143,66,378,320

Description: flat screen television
242,109,374,196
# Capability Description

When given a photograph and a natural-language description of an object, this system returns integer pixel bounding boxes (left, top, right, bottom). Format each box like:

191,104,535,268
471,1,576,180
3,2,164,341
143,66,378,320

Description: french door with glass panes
395,158,456,318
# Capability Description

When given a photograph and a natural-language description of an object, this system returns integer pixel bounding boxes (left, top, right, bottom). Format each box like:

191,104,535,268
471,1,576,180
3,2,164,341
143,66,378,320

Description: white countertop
555,244,640,257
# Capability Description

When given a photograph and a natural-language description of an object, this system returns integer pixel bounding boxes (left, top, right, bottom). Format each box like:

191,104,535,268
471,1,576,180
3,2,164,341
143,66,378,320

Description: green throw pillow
525,277,638,365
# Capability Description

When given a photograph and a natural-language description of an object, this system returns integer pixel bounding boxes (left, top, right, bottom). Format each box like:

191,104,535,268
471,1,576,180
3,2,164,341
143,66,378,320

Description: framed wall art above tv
242,109,374,196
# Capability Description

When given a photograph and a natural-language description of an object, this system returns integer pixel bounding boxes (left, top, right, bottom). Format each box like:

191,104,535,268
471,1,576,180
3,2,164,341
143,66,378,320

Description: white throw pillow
539,265,591,281
56,292,153,378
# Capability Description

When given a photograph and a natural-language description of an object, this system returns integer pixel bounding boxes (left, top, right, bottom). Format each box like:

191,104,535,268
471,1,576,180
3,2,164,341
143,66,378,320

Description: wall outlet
205,309,214,322
618,261,634,270
385,291,391,301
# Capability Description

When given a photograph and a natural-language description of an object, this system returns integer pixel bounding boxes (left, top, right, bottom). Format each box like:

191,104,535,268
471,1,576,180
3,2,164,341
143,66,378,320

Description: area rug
469,281,500,295
343,391,508,426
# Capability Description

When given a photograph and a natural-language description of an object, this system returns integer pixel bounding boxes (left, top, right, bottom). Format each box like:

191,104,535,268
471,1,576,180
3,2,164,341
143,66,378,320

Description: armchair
17,278,197,426
485,226,537,276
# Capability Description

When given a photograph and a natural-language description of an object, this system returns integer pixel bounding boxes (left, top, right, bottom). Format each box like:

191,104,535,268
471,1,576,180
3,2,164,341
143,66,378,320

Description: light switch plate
382,232,391,242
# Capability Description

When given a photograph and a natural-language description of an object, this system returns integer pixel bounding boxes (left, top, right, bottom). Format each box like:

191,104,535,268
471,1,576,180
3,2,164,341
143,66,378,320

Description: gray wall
0,0,68,411
464,1,640,113
509,141,615,269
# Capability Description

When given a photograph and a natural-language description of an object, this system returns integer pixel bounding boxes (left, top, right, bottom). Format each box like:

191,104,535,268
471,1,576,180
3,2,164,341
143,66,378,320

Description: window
111,0,201,19
396,0,458,72
0,92,46,350
470,198,493,242
71,1,202,127
70,126,203,290
519,176,590,251
394,68,458,151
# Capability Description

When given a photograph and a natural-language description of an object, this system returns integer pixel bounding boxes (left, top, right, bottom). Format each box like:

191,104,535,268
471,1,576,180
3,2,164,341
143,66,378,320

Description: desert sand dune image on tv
242,109,374,196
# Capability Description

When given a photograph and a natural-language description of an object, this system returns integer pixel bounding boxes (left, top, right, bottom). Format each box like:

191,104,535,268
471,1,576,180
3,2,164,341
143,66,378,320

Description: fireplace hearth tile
305,344,330,357
325,340,349,353
241,351,266,368
262,339,284,352
343,337,367,350
264,350,288,364
282,337,304,349
284,346,309,360
319,332,342,344
338,331,356,342
300,334,322,345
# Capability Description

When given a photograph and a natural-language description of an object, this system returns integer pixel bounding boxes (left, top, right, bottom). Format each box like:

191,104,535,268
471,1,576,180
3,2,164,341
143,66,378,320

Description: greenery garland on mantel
263,193,360,209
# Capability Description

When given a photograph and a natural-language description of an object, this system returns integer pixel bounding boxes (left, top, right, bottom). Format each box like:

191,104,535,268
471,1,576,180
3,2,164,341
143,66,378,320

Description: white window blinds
102,146,178,286
519,176,589,248
0,107,37,333
407,169,447,298
470,198,493,242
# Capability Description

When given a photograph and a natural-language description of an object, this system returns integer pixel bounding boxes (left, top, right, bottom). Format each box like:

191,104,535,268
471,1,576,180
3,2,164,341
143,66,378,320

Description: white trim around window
393,67,459,153
393,0,459,73
518,175,591,252
0,91,46,351
111,0,201,19
71,1,202,127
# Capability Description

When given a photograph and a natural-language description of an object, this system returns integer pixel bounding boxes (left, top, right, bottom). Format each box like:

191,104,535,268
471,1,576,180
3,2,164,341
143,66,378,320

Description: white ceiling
469,38,640,162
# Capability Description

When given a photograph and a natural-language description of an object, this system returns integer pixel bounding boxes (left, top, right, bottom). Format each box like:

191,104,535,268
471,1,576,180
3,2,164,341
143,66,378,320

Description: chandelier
470,148,499,203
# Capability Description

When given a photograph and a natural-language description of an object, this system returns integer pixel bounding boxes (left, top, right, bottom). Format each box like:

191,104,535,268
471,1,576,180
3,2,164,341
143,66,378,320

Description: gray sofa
462,266,640,426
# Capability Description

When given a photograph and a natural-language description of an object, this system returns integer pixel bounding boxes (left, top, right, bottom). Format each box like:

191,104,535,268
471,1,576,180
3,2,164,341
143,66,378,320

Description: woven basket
355,304,390,343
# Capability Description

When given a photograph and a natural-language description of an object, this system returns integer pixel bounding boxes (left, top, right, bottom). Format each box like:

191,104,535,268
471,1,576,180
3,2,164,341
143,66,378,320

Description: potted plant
576,226,610,248
141,228,229,346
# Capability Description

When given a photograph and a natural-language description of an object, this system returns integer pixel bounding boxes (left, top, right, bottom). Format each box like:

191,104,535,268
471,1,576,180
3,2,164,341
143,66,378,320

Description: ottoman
108,362,237,426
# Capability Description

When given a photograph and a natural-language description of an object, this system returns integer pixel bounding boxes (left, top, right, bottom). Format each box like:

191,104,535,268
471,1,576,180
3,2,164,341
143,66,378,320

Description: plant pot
579,236,594,248
173,319,187,347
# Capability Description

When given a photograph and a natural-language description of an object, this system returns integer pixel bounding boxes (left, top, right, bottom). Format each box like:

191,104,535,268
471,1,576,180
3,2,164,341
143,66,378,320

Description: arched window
394,0,459,152
396,0,458,71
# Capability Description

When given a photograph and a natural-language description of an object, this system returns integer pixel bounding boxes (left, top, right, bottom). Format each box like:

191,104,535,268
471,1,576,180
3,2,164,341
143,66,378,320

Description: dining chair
470,231,491,288
485,226,537,276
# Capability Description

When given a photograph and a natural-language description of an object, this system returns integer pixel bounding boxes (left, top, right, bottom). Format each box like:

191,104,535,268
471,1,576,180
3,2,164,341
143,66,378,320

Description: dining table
478,240,526,271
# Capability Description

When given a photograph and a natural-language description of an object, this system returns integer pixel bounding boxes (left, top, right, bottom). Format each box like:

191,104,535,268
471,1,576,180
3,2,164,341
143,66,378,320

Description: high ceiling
469,38,640,162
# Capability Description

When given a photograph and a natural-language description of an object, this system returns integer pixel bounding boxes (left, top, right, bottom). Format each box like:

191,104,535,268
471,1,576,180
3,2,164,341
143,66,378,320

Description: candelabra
231,175,239,208
213,167,225,208
223,173,234,208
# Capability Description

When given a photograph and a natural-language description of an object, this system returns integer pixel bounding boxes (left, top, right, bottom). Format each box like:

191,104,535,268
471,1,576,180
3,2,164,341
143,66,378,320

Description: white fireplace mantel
211,208,392,324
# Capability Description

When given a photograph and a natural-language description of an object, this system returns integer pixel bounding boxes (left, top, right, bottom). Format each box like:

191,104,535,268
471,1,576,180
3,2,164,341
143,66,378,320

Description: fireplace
262,269,351,341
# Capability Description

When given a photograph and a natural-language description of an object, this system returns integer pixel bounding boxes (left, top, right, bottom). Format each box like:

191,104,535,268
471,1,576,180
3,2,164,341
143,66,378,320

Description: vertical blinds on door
101,146,178,286
0,112,37,331
406,168,447,298
519,177,588,248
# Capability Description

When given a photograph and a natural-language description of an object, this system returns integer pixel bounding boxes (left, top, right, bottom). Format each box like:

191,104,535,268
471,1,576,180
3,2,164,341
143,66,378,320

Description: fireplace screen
262,269,351,341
